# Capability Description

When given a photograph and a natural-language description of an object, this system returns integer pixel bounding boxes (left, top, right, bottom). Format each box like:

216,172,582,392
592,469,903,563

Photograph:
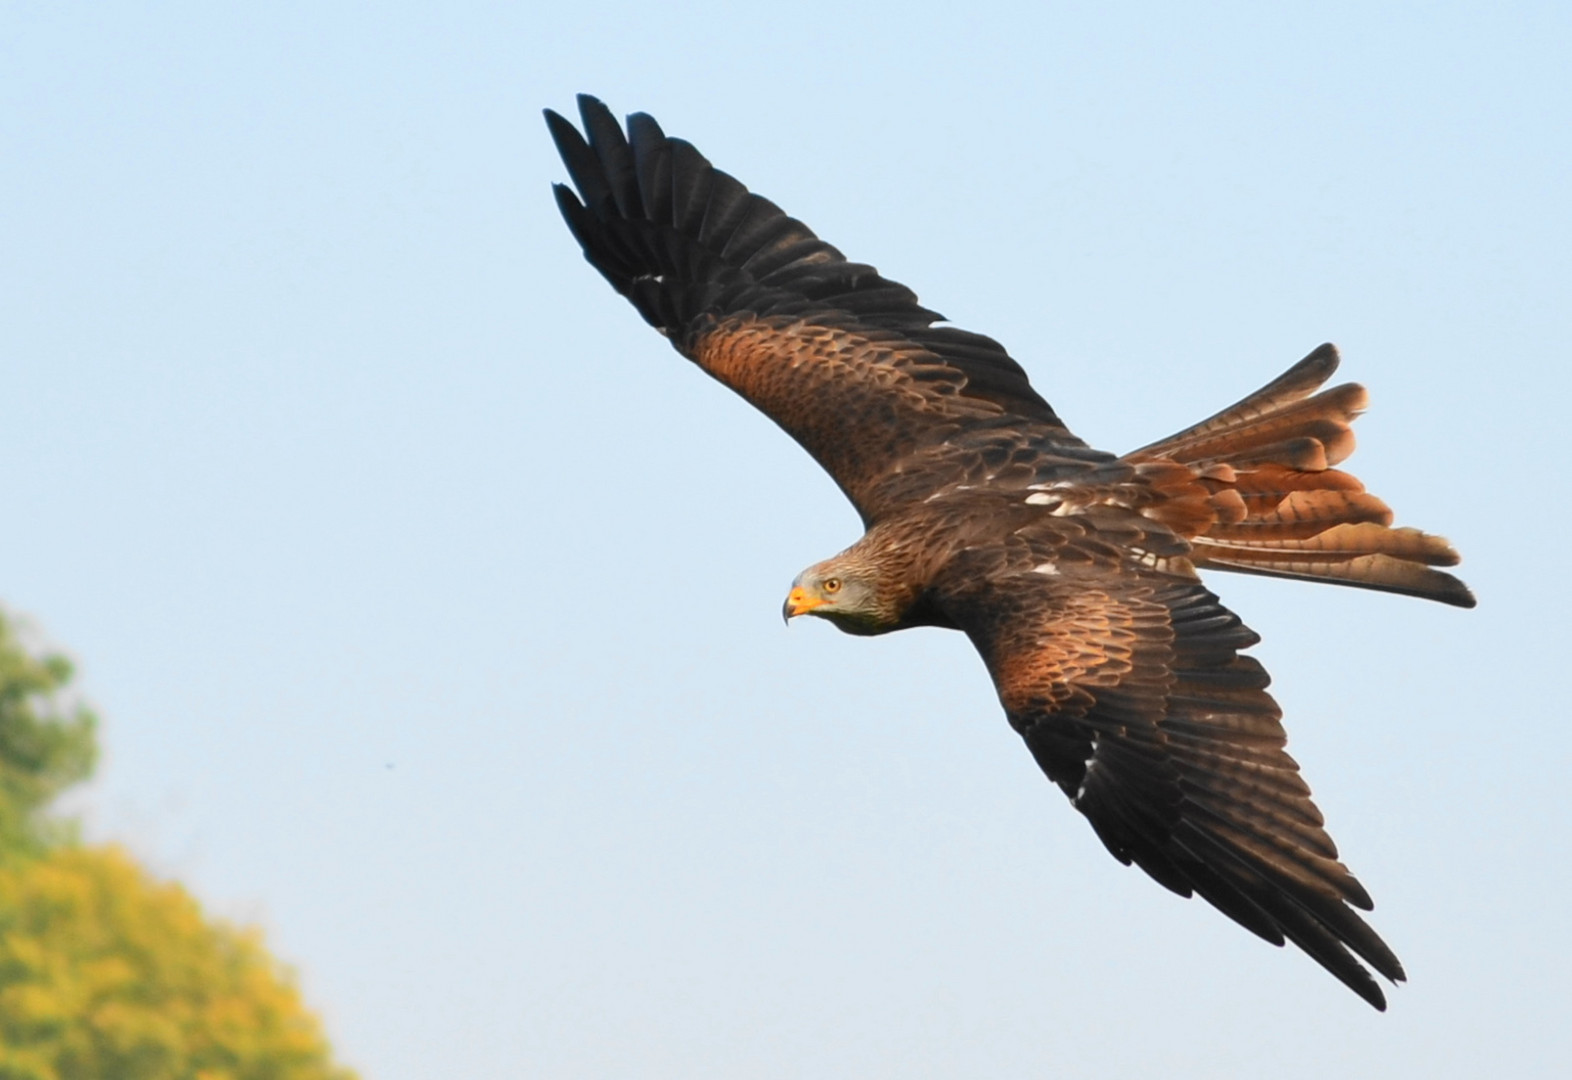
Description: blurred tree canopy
0,610,357,1080
0,616,96,858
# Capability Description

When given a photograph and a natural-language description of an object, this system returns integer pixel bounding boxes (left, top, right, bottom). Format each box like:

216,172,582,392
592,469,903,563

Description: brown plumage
547,95,1474,1010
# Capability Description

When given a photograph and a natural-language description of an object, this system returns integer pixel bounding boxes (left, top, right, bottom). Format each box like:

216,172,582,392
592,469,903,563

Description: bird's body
547,95,1473,1010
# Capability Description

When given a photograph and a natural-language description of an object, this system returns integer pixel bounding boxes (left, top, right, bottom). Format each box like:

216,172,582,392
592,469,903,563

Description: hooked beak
783,585,826,622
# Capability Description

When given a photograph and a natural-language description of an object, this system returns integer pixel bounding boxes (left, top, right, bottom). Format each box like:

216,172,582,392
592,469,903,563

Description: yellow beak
783,585,827,620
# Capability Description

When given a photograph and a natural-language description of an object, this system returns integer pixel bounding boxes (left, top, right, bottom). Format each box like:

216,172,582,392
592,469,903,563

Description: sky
3,1,1568,1076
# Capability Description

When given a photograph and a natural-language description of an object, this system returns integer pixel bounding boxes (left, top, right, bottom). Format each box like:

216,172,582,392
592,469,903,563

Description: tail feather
1125,345,1475,609
1198,552,1477,608
1213,479,1394,540
1129,344,1349,459
1139,383,1367,469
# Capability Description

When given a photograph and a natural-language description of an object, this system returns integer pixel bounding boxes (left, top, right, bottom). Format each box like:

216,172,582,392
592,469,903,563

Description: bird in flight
546,95,1473,1010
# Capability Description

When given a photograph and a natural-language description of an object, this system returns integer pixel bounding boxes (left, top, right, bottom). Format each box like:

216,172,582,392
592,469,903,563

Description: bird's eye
822,578,841,593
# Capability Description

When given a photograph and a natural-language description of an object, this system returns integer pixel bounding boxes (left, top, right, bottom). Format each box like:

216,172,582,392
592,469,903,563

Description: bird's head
783,558,895,636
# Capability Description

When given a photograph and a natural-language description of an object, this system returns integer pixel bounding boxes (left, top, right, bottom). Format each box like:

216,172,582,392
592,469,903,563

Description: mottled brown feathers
693,314,1016,518
548,95,1475,1011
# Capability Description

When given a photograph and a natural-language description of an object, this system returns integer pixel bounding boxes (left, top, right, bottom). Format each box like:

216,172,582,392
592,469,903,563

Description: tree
0,609,357,1080
0,614,96,858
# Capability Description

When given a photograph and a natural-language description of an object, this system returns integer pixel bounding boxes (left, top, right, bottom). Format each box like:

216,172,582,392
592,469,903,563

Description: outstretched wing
547,95,1090,524
939,526,1405,1009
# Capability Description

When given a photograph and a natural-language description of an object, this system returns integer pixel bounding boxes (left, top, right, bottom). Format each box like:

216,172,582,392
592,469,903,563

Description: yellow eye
822,577,842,593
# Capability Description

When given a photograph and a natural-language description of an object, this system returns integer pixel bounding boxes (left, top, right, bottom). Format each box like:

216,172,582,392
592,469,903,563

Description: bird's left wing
938,530,1405,1008
547,95,1089,524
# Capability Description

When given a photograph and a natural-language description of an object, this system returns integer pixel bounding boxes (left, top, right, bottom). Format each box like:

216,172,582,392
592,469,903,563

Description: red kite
547,95,1473,1010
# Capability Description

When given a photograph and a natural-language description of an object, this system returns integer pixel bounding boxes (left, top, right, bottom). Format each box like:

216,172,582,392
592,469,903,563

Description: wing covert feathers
1126,345,1475,608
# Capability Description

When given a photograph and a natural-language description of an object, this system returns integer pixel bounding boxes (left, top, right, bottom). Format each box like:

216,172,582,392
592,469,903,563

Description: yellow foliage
0,846,357,1080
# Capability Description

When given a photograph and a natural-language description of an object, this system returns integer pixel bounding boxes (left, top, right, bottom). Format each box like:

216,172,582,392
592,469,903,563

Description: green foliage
0,610,358,1079
0,614,96,858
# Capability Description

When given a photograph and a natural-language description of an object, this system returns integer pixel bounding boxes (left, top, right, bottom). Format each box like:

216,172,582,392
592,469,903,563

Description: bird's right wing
938,531,1404,1009
547,95,1092,524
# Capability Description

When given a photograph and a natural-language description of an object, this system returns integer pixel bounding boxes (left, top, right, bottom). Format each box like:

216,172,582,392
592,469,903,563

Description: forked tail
1124,344,1475,608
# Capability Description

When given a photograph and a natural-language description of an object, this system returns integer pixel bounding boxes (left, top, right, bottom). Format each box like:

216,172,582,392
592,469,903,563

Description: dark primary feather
546,94,1090,522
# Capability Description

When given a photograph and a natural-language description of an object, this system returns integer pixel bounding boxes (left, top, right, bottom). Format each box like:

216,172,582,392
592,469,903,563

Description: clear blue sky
4,2,1567,1076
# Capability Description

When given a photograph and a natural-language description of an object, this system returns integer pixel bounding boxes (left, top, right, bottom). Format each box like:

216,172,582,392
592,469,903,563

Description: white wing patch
1073,733,1101,805
1024,483,1084,516
1031,561,1059,576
